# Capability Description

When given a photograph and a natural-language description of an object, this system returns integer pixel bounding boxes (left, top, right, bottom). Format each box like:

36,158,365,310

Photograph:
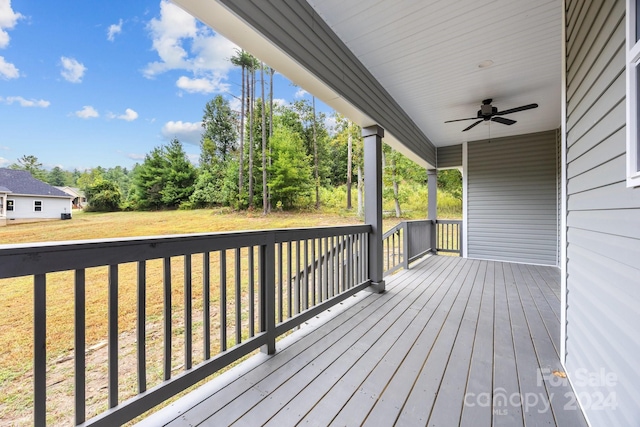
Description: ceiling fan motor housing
478,104,497,120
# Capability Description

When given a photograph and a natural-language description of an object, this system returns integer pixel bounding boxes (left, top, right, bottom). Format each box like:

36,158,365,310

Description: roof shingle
0,168,72,198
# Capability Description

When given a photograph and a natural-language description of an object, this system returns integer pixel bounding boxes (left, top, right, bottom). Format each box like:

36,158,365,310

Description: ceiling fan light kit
445,99,538,132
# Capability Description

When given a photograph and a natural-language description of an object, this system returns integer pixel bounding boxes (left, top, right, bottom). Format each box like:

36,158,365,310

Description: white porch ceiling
306,0,562,147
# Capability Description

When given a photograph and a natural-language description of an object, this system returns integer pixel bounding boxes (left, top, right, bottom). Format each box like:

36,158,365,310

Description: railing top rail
435,219,462,224
382,222,404,240
0,224,371,279
403,219,432,224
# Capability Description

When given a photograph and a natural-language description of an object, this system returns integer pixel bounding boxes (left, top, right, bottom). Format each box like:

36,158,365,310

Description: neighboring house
0,185,10,226
55,186,87,209
0,168,73,225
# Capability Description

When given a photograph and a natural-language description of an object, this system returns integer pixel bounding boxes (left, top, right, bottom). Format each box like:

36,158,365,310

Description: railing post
363,125,385,293
427,169,438,253
34,274,46,427
261,235,276,354
402,222,409,270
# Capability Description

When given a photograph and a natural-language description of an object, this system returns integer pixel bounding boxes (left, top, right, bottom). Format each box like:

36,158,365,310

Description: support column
427,168,438,253
363,125,385,293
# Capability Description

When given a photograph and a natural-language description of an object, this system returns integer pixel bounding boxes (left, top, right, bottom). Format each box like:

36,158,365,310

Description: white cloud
60,56,86,83
176,76,228,94
0,55,18,79
273,98,287,107
186,153,199,165
294,88,308,98
0,156,9,166
117,108,138,121
0,95,50,107
107,19,123,41
0,0,23,49
127,153,145,161
75,105,99,119
161,120,203,145
144,0,236,94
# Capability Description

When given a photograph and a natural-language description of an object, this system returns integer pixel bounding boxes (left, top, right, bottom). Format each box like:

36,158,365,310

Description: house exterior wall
565,1,640,425
436,144,462,168
466,130,559,265
5,195,71,220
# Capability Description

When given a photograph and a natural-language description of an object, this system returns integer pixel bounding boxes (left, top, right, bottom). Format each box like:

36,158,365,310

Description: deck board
138,256,588,427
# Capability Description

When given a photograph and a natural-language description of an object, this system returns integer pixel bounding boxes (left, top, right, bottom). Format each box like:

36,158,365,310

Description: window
626,0,640,187
7,200,14,211
34,200,42,212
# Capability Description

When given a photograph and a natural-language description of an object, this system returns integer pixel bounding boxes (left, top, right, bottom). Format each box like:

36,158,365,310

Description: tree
268,126,313,209
47,166,68,186
131,147,166,209
388,148,402,217
201,95,237,162
437,169,462,199
103,166,132,200
10,155,46,180
85,179,121,212
312,96,319,209
230,49,258,207
161,139,197,207
131,139,196,209
76,167,105,192
248,56,256,208
261,62,268,215
292,99,330,207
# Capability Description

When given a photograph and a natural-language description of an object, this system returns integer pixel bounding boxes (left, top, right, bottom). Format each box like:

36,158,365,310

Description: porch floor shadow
137,256,588,427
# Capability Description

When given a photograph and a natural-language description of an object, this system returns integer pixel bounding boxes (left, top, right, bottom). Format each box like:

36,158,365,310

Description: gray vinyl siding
216,0,436,166
565,1,640,426
437,144,462,168
467,131,559,265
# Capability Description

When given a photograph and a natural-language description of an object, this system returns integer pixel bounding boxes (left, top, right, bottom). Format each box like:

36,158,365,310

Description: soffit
308,0,562,147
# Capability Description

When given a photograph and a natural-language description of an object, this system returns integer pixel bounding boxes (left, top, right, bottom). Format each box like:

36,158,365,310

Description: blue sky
0,0,329,171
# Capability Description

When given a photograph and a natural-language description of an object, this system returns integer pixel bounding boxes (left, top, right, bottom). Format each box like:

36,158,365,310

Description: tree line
8,50,461,216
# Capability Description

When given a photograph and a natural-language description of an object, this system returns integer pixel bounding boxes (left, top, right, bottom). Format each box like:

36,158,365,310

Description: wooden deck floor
138,256,588,427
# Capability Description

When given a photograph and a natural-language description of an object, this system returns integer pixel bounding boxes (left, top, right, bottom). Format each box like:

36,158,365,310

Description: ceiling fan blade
495,103,538,116
491,116,516,125
462,120,483,131
445,117,478,123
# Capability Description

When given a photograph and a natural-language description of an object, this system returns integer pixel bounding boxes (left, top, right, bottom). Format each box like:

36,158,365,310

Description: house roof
0,186,11,193
0,168,72,198
54,186,85,198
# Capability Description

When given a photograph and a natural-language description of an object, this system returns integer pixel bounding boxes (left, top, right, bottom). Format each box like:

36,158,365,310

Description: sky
0,0,330,171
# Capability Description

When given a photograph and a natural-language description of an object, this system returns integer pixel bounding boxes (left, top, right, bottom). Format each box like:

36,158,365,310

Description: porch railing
435,220,463,255
382,219,462,276
382,219,432,275
0,225,370,426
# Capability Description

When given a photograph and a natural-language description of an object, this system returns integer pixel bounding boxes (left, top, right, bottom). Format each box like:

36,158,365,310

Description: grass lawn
0,208,369,244
0,208,411,425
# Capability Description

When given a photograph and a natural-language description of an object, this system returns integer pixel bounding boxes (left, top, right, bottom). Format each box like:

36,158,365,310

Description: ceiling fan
445,99,538,132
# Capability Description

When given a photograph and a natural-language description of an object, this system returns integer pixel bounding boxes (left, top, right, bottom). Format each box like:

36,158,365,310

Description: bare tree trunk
391,151,401,217
238,63,245,205
248,66,255,208
313,96,319,209
261,63,268,215
357,165,363,217
346,121,353,210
